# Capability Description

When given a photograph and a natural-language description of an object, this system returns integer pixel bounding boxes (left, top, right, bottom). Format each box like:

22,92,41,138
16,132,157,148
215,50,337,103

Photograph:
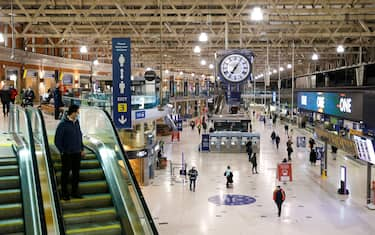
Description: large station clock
219,53,251,83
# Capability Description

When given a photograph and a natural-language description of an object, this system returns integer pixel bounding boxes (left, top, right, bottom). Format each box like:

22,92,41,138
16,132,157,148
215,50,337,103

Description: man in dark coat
188,167,198,192
0,88,11,116
275,135,281,150
273,185,286,217
54,104,85,200
54,83,64,120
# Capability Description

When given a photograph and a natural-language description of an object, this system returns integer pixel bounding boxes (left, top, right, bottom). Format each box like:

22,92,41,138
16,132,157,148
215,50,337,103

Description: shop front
297,91,365,137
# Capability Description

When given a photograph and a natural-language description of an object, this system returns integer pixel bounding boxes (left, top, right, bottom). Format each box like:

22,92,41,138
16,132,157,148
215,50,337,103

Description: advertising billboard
297,92,363,121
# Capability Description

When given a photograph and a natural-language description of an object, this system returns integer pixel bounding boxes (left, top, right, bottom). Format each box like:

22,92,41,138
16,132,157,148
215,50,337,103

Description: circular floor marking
208,194,256,206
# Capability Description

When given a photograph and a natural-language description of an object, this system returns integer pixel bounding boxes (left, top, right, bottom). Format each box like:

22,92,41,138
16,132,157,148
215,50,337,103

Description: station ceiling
0,0,375,79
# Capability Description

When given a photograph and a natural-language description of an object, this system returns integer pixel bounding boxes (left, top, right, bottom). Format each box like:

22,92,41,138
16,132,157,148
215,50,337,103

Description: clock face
220,54,251,83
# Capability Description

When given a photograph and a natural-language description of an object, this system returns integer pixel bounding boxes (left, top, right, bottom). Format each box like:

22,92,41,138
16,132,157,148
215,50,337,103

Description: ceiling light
312,53,319,61
201,74,206,78
193,45,201,53
80,46,88,54
279,67,284,71
199,32,208,42
209,64,214,69
93,59,99,66
273,69,277,74
287,64,292,69
260,73,264,77
146,67,152,71
201,59,207,66
179,71,184,75
251,7,263,21
191,73,195,77
337,45,345,53
0,33,4,43
165,69,169,74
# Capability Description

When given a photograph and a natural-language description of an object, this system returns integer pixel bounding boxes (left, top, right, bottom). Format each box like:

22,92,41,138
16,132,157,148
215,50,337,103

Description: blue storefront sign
297,92,363,121
201,134,210,151
135,110,146,119
112,38,132,129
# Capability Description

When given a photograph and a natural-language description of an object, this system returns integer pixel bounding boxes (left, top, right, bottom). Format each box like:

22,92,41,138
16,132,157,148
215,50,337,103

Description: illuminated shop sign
297,92,363,121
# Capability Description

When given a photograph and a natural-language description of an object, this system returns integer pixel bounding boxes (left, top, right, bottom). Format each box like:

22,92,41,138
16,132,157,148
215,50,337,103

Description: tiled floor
142,118,375,235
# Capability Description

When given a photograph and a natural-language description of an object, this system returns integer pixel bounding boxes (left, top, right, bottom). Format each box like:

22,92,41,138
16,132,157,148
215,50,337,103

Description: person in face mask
54,104,85,200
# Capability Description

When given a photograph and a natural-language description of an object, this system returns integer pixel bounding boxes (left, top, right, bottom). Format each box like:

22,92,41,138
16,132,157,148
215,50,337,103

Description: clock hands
231,62,240,74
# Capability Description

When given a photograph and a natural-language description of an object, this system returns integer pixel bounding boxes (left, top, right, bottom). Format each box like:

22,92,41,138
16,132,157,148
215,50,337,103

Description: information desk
209,132,260,153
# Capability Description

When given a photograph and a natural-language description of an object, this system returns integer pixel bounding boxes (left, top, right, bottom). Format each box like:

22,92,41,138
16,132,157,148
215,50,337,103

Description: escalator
31,107,158,234
215,94,225,114
164,114,177,131
0,145,23,234
50,146,122,234
0,106,47,235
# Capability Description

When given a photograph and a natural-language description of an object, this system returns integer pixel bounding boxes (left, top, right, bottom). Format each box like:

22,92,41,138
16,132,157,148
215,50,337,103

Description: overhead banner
297,91,363,121
112,38,132,129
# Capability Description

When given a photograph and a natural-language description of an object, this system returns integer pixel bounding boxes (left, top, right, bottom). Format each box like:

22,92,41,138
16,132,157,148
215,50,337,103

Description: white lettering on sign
301,95,307,105
339,97,352,113
317,96,325,109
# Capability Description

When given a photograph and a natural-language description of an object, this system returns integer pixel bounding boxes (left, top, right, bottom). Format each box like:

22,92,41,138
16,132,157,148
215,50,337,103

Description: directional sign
135,110,146,119
112,38,132,129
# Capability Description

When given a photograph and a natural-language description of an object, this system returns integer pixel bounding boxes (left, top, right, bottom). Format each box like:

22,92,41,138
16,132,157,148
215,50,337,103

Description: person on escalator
54,104,85,201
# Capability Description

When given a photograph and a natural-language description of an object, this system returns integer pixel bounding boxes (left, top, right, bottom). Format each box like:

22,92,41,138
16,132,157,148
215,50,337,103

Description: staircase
51,147,123,235
0,147,23,235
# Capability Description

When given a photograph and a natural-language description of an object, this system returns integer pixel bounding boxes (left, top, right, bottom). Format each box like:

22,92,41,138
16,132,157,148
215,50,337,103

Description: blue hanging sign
135,110,146,119
112,38,132,129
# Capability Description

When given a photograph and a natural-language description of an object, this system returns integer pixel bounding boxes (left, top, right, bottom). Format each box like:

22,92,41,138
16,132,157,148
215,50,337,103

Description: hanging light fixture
179,71,183,75
0,33,4,43
209,64,214,69
80,46,88,54
193,45,201,53
200,59,207,66
93,59,99,66
199,32,208,42
337,45,345,53
287,64,292,69
251,7,263,21
312,53,319,61
279,67,284,71
191,73,195,77
165,69,169,74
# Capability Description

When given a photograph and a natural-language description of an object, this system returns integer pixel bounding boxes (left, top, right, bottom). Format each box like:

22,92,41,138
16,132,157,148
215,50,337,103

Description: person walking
251,153,258,174
54,82,64,120
273,185,286,217
275,134,281,150
287,144,293,161
24,87,35,106
246,140,253,162
308,138,316,151
197,124,201,135
224,166,233,188
309,149,317,165
188,166,198,192
284,124,289,136
9,85,17,104
0,87,11,116
54,104,85,200
271,130,276,144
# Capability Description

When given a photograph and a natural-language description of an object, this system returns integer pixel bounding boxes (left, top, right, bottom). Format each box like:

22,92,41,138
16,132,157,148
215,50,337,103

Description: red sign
277,163,293,182
171,131,180,142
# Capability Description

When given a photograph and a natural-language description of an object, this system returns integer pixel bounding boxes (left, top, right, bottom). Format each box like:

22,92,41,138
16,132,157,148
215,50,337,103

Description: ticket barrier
209,132,260,153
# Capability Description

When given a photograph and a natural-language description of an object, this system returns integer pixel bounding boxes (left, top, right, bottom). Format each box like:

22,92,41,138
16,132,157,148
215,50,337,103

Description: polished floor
142,117,375,235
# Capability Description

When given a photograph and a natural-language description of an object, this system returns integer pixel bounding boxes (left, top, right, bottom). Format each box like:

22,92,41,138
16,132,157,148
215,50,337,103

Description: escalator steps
52,149,123,234
66,222,121,235
0,175,19,190
0,216,23,234
0,203,22,220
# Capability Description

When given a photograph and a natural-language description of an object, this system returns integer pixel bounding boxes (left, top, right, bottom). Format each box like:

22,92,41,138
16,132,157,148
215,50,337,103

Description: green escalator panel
0,147,24,235
52,148,123,235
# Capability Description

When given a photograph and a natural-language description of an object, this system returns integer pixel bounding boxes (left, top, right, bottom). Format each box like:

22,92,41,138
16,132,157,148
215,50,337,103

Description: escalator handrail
12,105,48,235
102,110,159,234
31,107,66,235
